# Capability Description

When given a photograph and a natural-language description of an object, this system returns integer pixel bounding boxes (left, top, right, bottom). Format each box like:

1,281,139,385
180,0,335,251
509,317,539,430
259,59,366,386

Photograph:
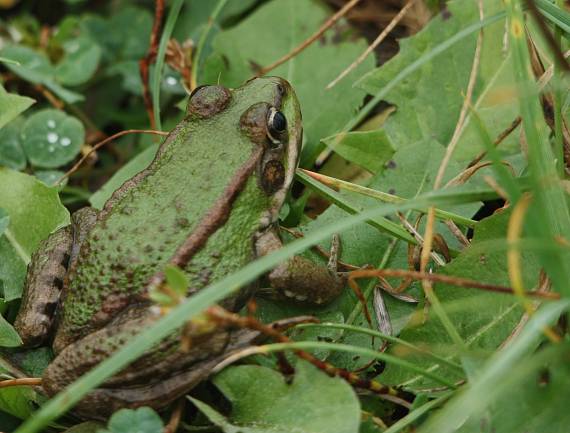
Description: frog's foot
41,305,258,419
256,229,346,305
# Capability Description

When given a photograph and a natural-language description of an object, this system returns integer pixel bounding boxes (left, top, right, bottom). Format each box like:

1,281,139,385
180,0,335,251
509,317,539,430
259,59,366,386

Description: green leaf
322,130,395,174
206,361,360,433
380,210,535,389
11,347,52,378
0,313,22,346
0,386,36,421
89,144,158,209
0,168,69,301
164,265,189,296
357,0,517,162
201,0,375,165
0,356,38,420
106,61,144,95
55,36,102,86
0,45,53,85
453,342,570,433
81,6,152,62
0,86,34,131
417,301,570,433
174,0,259,41
0,45,83,104
21,109,84,169
0,209,9,236
34,170,66,188
99,407,164,433
0,117,27,170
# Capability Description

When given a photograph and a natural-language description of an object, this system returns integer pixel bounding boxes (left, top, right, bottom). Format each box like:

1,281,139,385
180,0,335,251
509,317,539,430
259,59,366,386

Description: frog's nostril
187,85,232,118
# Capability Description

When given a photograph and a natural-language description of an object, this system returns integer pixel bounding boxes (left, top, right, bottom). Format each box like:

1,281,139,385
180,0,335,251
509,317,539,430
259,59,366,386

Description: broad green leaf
201,0,375,165
34,170,66,188
322,130,395,174
0,209,9,235
454,342,570,433
0,168,69,301
99,407,163,433
80,6,152,63
0,314,22,346
417,301,570,433
106,60,144,95
89,144,158,209
55,36,102,86
0,386,36,421
0,45,53,85
21,109,84,169
0,86,34,131
357,0,517,162
10,347,52,378
380,210,534,389
174,0,259,41
206,361,360,433
0,45,83,104
0,354,39,420
0,117,27,170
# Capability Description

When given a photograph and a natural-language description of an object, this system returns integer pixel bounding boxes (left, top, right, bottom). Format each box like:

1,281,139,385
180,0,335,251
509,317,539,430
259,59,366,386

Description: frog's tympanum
14,77,344,419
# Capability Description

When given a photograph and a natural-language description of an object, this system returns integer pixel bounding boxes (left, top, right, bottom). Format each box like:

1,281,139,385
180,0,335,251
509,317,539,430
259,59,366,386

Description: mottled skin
15,77,344,419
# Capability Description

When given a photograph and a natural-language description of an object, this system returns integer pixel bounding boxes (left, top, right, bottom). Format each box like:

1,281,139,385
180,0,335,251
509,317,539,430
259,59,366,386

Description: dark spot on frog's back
175,217,190,229
187,85,232,119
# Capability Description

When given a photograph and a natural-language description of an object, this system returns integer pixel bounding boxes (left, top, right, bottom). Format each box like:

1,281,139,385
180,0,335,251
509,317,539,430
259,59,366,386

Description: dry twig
139,0,165,129
327,0,417,89
256,0,362,76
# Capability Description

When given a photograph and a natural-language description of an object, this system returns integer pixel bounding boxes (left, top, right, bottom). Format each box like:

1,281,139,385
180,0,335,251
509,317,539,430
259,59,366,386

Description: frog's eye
267,107,287,145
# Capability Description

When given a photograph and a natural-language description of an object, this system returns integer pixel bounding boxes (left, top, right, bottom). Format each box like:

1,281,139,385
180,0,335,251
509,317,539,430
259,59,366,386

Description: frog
13,77,345,419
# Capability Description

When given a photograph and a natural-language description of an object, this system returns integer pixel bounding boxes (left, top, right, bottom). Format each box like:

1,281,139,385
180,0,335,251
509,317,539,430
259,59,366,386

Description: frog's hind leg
41,305,257,419
14,207,98,347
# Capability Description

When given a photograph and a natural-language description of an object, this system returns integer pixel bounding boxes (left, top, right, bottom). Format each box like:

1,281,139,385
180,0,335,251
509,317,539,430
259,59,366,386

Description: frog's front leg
14,207,98,346
256,227,346,305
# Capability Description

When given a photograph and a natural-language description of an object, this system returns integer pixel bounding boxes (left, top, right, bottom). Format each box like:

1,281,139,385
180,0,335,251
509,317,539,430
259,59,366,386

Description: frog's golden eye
267,107,287,145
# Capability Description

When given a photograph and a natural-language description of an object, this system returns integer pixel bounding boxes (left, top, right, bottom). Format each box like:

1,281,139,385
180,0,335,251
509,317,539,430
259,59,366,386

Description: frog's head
186,77,301,226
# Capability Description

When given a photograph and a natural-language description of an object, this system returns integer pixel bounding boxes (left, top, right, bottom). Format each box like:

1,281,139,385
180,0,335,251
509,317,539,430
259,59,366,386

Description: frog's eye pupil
271,111,287,132
267,108,287,145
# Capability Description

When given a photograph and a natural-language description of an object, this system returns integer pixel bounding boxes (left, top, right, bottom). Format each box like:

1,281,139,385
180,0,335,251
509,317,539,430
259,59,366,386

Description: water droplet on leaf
47,132,59,144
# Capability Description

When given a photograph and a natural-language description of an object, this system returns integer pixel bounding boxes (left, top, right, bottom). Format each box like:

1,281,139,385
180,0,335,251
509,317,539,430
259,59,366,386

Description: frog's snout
187,85,232,118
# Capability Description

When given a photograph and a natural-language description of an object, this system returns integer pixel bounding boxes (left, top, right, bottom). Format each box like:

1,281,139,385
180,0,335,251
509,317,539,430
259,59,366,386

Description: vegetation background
0,0,569,432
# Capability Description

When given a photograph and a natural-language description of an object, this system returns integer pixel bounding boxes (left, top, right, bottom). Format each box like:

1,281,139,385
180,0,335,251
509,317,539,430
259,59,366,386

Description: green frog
14,77,344,419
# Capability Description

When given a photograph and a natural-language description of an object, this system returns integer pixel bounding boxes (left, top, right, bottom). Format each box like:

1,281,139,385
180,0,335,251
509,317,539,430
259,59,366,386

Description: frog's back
57,79,286,348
